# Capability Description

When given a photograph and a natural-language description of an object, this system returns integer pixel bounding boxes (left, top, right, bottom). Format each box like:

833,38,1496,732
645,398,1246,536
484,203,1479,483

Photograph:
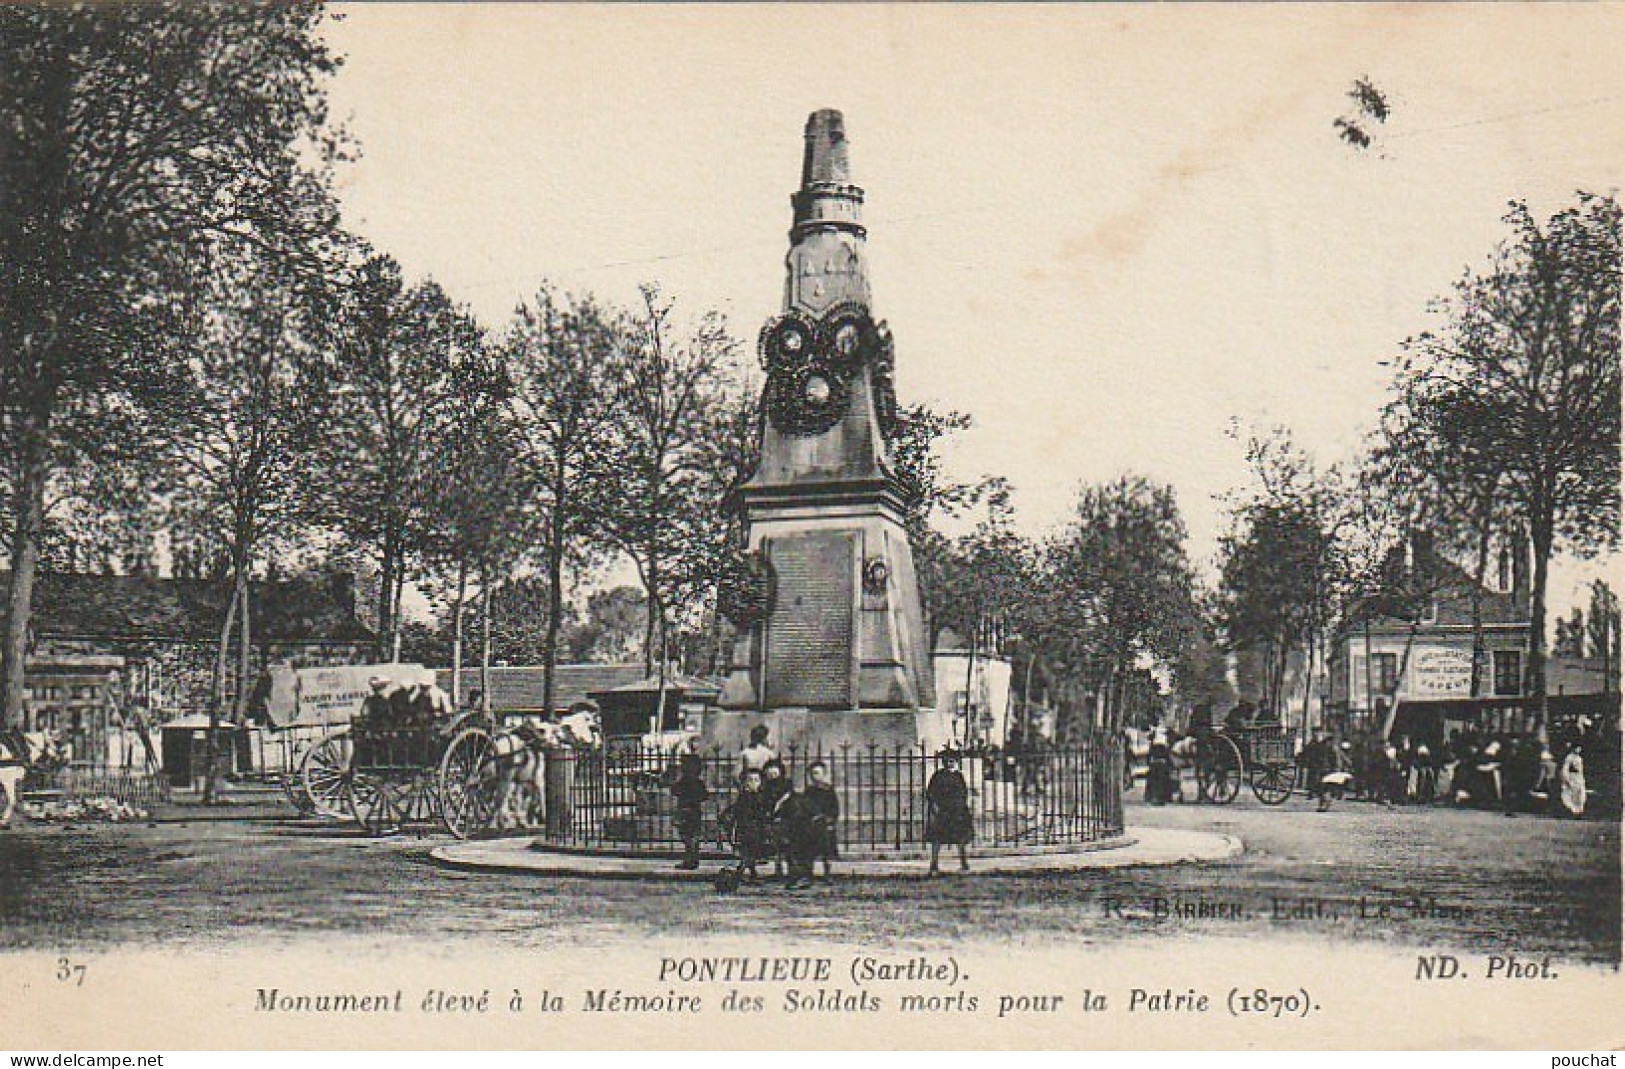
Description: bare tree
166,244,329,799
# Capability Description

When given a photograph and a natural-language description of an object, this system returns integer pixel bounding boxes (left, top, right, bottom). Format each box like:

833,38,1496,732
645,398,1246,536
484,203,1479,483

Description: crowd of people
1142,708,1618,819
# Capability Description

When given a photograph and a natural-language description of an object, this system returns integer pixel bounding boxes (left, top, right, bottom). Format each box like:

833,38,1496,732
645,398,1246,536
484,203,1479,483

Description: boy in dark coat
783,761,840,889
671,752,709,870
731,768,771,884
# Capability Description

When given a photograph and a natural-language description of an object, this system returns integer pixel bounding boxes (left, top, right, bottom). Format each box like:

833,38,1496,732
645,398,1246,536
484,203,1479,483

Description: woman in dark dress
925,750,973,875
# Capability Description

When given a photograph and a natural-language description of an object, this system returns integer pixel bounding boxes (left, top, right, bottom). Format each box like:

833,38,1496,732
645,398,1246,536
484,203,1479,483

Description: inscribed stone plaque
763,531,854,708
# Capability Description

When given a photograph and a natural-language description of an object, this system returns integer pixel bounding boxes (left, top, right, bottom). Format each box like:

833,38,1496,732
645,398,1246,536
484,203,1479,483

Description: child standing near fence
783,760,839,889
671,752,709,871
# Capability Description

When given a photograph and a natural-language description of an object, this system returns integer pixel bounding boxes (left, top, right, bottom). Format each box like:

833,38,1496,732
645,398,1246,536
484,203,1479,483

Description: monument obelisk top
784,109,870,316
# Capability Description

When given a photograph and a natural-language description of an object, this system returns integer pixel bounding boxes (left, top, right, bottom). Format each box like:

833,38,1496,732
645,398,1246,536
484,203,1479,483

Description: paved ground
0,794,1616,963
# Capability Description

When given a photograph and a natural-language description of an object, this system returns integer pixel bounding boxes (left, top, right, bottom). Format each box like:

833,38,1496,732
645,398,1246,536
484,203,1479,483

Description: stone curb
428,827,1243,881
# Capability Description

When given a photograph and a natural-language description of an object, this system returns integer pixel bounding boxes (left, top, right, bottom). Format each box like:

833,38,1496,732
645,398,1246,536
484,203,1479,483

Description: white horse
492,707,600,831
0,729,64,827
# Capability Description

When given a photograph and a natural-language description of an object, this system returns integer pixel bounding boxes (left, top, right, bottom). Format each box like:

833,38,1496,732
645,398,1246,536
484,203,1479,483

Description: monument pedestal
700,707,953,755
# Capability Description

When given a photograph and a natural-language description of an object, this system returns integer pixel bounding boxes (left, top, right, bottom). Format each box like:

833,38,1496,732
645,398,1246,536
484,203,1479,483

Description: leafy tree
414,327,523,708
0,3,341,728
1169,595,1237,720
319,253,479,662
561,586,648,664
1041,476,1198,733
1218,428,1344,724
501,285,618,714
1394,194,1621,723
1587,579,1620,691
1334,76,1391,152
930,479,1037,742
888,401,994,644
600,284,738,697
457,576,556,668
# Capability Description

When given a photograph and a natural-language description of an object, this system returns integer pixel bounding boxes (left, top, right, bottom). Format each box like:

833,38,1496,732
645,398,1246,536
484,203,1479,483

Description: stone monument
707,110,949,754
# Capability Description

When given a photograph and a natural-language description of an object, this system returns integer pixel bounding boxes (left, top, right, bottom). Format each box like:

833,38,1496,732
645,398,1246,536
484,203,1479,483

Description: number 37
56,957,87,987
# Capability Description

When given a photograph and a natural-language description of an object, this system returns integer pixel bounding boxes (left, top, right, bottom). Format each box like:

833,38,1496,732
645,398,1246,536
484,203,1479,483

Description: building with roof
433,664,723,738
1,570,376,758
1325,538,1618,742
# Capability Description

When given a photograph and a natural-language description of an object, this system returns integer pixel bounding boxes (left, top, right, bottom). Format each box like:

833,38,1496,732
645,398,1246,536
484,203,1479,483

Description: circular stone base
429,826,1241,880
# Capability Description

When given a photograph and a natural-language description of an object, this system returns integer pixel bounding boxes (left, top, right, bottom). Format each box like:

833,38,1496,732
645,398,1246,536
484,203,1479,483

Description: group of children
669,726,839,891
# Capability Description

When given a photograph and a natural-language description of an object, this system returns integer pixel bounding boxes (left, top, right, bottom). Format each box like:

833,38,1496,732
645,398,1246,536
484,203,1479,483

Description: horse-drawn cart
1193,724,1299,806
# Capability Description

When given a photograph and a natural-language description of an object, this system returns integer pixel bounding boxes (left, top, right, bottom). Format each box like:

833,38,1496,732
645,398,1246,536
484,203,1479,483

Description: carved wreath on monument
760,303,898,438
717,547,775,628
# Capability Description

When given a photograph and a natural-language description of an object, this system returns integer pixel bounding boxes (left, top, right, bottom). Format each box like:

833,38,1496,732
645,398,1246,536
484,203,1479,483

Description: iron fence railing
23,762,171,808
534,735,1124,854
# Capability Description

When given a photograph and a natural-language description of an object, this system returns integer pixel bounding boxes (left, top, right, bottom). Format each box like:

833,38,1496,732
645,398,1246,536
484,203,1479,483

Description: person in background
1145,723,1174,806
739,724,776,778
762,758,792,879
1410,739,1436,804
803,760,839,879
671,752,709,870
1321,739,1355,811
1502,733,1542,816
1475,733,1505,808
1560,742,1587,819
925,749,973,875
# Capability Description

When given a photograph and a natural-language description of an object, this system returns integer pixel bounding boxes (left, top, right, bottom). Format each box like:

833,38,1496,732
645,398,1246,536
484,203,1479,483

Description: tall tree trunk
962,617,979,744
450,560,467,709
1020,649,1039,740
1467,483,1499,699
543,505,564,719
2,427,49,731
642,548,659,676
376,544,392,664
204,583,241,804
1528,513,1553,740
479,577,493,718
1301,628,1316,732
652,613,669,739
1274,639,1289,717
234,567,252,721
390,556,406,663
1362,619,1375,734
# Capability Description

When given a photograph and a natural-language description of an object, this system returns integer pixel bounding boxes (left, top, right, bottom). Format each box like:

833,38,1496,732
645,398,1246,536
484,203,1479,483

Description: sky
321,4,1624,615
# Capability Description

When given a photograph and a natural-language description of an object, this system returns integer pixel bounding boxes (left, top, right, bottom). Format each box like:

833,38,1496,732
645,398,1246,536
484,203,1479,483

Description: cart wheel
439,727,500,840
302,731,353,819
407,774,441,828
280,745,317,815
1251,762,1296,806
1197,735,1243,804
351,774,403,837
